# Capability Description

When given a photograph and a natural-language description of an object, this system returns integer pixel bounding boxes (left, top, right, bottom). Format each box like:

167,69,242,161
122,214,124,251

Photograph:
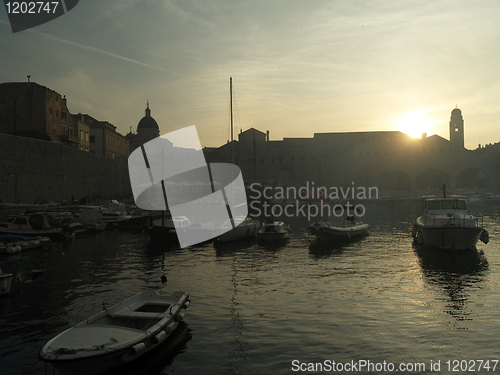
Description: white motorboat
39,289,190,375
308,218,369,242
218,216,259,243
0,214,70,242
0,268,13,296
78,208,107,231
257,221,289,242
412,186,489,250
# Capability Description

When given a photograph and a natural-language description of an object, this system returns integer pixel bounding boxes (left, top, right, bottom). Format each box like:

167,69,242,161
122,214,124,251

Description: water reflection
414,244,488,327
308,236,365,259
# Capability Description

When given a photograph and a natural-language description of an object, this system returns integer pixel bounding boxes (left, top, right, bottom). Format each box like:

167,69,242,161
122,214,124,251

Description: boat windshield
427,200,467,210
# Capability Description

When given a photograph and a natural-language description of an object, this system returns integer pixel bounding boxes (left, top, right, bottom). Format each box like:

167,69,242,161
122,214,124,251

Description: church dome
137,103,159,131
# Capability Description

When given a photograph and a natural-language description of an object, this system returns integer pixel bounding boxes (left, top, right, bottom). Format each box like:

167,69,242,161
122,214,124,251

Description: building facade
204,108,497,195
0,82,70,142
75,114,129,159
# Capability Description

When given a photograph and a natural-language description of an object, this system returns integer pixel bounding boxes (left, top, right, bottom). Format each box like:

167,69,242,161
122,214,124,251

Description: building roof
137,102,159,131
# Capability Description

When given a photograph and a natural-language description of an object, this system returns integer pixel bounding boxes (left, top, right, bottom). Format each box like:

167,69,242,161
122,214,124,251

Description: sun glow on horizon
396,112,435,139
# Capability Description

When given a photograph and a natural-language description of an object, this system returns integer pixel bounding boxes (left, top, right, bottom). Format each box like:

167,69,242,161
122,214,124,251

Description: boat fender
130,342,146,355
14,245,22,253
411,224,417,238
480,230,490,244
153,330,167,344
165,321,177,334
6,246,16,255
121,342,146,363
175,309,186,322
183,300,190,309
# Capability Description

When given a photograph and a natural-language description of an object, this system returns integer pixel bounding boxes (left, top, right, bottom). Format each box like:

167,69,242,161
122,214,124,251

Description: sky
1,0,500,149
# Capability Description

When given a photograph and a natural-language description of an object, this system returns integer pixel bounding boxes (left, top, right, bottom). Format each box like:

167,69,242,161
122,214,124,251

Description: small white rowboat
38,289,190,375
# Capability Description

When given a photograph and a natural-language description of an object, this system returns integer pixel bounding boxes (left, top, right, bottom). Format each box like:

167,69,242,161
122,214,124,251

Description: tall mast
230,77,234,164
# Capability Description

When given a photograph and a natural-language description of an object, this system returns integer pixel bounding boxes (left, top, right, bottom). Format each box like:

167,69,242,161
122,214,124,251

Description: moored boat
257,221,289,242
412,185,489,250
217,216,259,243
0,214,70,242
38,289,190,375
0,233,50,254
308,218,369,242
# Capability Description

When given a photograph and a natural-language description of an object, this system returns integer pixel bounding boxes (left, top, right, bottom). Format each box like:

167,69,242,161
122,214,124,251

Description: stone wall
0,133,131,204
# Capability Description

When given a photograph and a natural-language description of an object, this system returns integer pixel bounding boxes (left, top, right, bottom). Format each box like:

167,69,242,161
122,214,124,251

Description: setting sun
396,113,435,139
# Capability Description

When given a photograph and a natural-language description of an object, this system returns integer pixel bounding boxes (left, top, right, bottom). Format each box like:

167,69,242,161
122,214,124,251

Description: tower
449,107,464,148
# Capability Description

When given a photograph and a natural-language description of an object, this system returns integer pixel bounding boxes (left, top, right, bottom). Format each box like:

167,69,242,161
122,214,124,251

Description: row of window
105,134,126,149
80,130,89,142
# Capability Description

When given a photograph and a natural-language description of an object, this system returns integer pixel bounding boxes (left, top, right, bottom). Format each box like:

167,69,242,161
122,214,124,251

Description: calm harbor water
2,201,500,375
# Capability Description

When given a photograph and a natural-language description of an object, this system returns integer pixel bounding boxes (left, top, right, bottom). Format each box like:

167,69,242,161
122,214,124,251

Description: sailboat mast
230,77,234,164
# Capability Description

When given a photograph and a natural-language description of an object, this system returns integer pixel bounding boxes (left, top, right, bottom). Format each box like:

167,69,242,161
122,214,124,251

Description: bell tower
449,107,464,148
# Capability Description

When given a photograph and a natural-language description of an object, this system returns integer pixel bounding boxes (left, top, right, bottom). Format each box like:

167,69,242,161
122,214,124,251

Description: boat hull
0,227,67,242
39,290,190,375
309,222,369,241
413,223,484,250
257,231,288,242
218,223,257,242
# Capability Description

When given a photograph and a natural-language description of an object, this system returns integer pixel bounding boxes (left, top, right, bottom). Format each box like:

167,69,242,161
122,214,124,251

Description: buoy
14,245,22,253
6,246,16,255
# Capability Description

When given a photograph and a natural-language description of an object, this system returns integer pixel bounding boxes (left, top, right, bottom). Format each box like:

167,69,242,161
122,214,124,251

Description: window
428,201,440,210
49,107,52,115
85,132,88,142
80,130,84,140
61,111,67,119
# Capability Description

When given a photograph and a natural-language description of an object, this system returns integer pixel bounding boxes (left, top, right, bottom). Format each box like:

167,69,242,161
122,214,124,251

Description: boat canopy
425,199,467,211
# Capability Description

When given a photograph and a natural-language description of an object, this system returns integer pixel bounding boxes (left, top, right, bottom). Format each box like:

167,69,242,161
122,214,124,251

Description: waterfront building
75,114,129,159
204,108,497,194
0,81,74,143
